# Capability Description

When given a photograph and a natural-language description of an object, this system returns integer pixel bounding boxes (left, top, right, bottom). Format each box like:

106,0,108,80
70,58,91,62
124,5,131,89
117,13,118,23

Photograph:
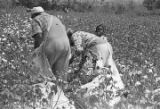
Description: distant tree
153,0,160,9
143,0,156,10
114,3,126,14
0,0,17,9
19,0,40,8
128,0,136,10
18,0,72,10
18,0,54,9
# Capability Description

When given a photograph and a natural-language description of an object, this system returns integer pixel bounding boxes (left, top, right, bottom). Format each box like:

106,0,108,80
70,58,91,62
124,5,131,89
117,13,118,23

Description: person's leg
46,51,58,76
31,46,55,79
54,49,71,81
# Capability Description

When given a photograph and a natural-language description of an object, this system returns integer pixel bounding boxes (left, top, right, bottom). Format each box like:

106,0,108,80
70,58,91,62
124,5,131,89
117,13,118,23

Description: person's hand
75,50,82,56
75,47,83,55
26,8,31,12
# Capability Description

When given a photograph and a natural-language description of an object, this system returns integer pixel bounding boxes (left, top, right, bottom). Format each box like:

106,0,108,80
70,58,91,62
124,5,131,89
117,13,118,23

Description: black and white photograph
0,0,160,109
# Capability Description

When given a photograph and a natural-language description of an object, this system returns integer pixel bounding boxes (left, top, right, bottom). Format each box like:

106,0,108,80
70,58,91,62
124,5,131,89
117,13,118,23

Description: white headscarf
28,6,45,15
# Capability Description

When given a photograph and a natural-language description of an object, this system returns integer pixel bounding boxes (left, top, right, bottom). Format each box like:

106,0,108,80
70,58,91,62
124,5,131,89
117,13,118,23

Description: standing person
28,6,71,80
67,29,124,90
95,24,107,41
95,24,125,89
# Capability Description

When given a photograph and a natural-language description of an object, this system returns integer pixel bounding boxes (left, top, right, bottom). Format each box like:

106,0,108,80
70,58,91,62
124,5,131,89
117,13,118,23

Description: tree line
1,0,160,14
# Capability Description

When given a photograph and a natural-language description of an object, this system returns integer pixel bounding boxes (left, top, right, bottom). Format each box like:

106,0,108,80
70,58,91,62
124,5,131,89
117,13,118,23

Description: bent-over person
28,6,71,81
67,29,124,90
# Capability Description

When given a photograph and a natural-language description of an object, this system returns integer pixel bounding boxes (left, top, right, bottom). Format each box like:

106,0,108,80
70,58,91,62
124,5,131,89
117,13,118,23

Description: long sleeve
72,33,83,51
31,19,42,37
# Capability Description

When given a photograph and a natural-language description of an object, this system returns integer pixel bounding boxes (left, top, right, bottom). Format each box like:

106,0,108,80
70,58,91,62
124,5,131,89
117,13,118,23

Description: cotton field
0,6,160,109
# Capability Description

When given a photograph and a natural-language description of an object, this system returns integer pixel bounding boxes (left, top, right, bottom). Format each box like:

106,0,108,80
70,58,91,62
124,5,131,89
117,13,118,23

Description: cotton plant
25,81,76,109
76,66,126,108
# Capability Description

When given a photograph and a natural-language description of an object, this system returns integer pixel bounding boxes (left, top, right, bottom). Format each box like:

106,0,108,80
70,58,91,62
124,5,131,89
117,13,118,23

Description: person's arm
32,33,43,49
71,33,87,75
31,19,43,49
75,51,87,74
69,32,83,63
72,33,83,52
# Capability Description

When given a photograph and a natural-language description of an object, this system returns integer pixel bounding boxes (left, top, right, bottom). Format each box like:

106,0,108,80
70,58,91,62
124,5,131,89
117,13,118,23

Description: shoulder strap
42,15,53,46
47,16,53,32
